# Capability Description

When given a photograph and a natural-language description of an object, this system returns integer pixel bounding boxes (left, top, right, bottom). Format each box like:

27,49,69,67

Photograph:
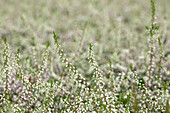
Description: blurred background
0,0,169,79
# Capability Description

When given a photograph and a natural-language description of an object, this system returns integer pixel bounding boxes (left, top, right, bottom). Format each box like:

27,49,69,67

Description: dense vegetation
0,0,169,112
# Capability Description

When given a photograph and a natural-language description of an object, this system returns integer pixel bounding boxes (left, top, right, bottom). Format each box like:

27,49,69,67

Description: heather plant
0,0,169,113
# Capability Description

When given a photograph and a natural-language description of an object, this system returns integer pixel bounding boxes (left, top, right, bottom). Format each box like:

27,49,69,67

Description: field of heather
0,0,169,112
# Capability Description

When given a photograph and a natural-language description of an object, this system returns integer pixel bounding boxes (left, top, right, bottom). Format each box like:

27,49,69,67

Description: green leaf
154,25,159,30
51,79,54,88
3,36,7,44
145,26,149,30
158,36,162,46
17,48,20,54
60,72,63,77
89,43,93,50
109,60,112,69
163,81,167,91
46,41,50,48
130,64,133,70
53,31,58,43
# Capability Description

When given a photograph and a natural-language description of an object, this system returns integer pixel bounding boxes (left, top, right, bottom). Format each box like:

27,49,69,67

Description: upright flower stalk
2,37,11,112
147,0,159,87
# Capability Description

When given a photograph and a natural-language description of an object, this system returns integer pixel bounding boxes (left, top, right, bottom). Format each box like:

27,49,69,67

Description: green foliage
3,36,7,44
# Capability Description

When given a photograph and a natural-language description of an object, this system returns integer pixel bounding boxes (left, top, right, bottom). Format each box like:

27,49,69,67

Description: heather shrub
0,0,169,112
